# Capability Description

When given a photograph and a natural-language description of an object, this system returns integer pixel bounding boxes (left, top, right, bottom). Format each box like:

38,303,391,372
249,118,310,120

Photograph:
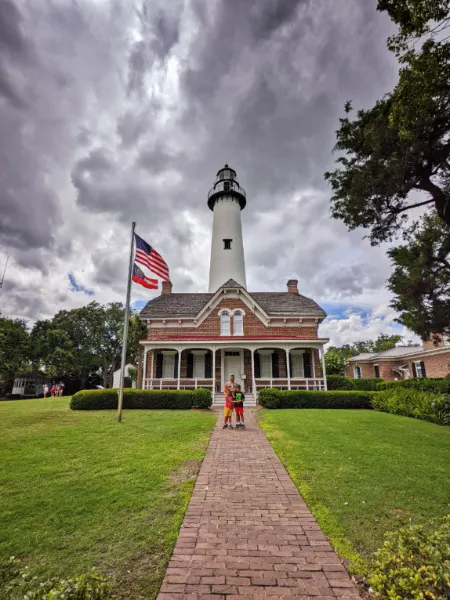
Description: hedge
70,388,212,410
258,388,373,409
327,375,382,391
377,377,450,394
372,388,450,426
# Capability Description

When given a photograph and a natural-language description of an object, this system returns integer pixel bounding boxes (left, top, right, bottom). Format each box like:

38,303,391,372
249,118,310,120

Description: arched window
221,311,230,335
233,310,243,335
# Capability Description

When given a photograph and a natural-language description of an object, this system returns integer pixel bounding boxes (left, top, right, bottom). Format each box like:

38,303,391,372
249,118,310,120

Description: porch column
285,347,291,390
177,349,182,390
311,349,316,378
150,350,154,390
251,348,256,396
321,348,327,390
212,347,216,395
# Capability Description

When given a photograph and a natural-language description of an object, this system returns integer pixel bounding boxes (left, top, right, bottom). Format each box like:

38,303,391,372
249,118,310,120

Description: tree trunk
421,179,450,226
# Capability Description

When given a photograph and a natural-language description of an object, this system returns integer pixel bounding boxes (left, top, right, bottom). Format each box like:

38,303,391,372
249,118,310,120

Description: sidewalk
157,410,361,599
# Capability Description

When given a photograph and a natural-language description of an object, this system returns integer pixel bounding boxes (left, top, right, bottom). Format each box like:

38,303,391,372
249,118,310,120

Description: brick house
346,335,450,381
137,165,329,406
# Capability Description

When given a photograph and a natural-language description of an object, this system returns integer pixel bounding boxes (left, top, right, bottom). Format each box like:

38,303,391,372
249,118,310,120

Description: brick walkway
157,411,361,599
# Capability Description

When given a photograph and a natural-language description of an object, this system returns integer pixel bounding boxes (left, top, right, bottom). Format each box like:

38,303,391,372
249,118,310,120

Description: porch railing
254,378,326,391
143,378,214,391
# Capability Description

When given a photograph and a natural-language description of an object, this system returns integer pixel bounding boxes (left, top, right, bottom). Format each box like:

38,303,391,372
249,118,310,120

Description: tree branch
392,199,435,215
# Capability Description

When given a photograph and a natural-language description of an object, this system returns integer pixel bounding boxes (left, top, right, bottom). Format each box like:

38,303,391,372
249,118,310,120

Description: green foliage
327,375,383,391
388,214,450,340
259,388,373,409
369,516,450,600
1,557,115,600
377,377,450,393
372,387,450,425
0,315,30,392
70,388,212,410
352,378,382,391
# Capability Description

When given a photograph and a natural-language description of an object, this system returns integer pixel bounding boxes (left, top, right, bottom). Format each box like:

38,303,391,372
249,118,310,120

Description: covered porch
139,341,327,404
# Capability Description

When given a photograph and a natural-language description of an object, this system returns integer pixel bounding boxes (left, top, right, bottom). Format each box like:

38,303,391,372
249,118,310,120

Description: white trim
231,307,246,316
191,350,207,355
290,349,305,355
258,349,274,355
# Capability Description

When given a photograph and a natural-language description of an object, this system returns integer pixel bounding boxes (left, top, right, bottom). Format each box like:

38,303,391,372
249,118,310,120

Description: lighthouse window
223,239,232,250
224,181,231,191
221,311,231,335
233,311,243,335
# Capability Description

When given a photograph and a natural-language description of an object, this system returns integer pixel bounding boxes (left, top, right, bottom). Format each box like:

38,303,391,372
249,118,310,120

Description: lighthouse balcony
207,182,246,210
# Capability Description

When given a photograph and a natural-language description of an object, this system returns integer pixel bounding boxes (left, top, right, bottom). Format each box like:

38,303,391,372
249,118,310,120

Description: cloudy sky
0,0,419,346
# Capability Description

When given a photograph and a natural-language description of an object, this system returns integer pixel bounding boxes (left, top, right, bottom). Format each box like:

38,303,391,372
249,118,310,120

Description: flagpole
117,221,136,422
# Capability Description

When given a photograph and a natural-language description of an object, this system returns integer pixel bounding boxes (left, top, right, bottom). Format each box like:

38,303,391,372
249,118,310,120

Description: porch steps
212,393,257,407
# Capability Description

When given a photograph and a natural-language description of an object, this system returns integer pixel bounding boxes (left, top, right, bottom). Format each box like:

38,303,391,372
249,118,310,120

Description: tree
0,315,30,393
325,0,450,339
388,214,450,338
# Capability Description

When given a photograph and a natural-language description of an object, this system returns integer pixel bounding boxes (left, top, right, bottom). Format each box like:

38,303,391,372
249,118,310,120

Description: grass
0,398,216,599
259,409,450,573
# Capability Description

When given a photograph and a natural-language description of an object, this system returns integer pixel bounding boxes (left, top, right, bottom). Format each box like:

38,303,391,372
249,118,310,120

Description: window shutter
205,352,212,378
420,361,426,378
156,354,163,378
187,353,194,378
254,352,261,378
174,353,179,378
303,352,311,378
272,353,279,378
412,362,417,378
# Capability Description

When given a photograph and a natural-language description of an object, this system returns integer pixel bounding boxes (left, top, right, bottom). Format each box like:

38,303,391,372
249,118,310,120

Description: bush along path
156,410,361,599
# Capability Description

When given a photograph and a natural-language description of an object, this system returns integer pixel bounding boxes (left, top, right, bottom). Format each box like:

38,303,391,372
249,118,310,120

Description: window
353,366,362,379
374,365,380,378
260,353,272,378
162,354,175,378
233,310,243,335
221,311,230,335
224,181,231,191
223,238,232,250
413,361,426,378
291,354,304,378
193,354,205,379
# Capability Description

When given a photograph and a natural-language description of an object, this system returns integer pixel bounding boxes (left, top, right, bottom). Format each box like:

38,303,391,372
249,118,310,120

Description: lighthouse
207,165,247,293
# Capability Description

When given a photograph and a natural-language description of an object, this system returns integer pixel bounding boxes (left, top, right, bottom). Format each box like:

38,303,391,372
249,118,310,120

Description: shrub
377,378,450,394
351,378,380,391
326,375,355,390
369,516,450,600
1,558,115,600
70,388,212,410
259,388,373,409
372,387,450,425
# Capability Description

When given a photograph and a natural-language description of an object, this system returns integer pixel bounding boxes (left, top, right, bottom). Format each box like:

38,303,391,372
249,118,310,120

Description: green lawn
0,398,216,599
260,409,450,573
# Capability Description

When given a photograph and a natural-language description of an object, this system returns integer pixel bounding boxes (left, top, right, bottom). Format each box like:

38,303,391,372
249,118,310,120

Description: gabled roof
140,281,327,320
349,346,423,362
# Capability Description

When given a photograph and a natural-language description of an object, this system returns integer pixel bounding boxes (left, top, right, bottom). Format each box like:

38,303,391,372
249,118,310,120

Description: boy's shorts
224,406,233,417
235,407,244,415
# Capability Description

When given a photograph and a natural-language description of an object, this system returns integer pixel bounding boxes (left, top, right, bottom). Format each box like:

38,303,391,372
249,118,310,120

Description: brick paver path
157,411,361,599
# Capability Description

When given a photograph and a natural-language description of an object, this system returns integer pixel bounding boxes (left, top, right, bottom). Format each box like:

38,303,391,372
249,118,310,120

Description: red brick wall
346,350,450,380
406,353,450,378
146,298,319,340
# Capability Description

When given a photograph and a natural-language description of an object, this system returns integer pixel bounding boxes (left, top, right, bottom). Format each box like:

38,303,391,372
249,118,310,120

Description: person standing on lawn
223,374,235,429
58,382,65,397
233,384,245,429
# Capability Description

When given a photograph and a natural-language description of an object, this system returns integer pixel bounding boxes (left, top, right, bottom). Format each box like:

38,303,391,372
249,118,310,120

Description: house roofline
347,345,450,363
139,336,329,345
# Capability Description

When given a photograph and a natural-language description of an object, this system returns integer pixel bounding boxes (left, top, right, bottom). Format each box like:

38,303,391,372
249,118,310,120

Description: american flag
134,233,170,281
132,263,158,289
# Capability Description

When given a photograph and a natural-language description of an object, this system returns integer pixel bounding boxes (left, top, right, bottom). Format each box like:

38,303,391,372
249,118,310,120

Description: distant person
223,374,235,429
51,384,56,397
59,382,65,397
233,384,245,429
43,384,49,398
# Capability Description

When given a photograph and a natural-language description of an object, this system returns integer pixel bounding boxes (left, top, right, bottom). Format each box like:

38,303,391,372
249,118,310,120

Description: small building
12,371,48,397
346,335,450,380
112,364,137,389
137,165,329,406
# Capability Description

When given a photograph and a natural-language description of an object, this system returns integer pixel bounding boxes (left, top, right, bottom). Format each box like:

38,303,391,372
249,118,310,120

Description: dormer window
233,310,243,335
223,239,232,250
220,311,230,335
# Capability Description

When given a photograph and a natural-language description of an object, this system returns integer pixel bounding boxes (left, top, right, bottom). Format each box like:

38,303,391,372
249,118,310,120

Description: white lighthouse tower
208,165,247,292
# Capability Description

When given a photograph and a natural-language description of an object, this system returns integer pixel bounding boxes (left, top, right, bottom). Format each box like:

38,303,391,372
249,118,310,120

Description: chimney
287,279,299,295
161,281,173,295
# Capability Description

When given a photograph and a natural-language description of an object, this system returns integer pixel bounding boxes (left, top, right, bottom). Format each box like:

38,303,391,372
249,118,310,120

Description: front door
223,350,242,391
